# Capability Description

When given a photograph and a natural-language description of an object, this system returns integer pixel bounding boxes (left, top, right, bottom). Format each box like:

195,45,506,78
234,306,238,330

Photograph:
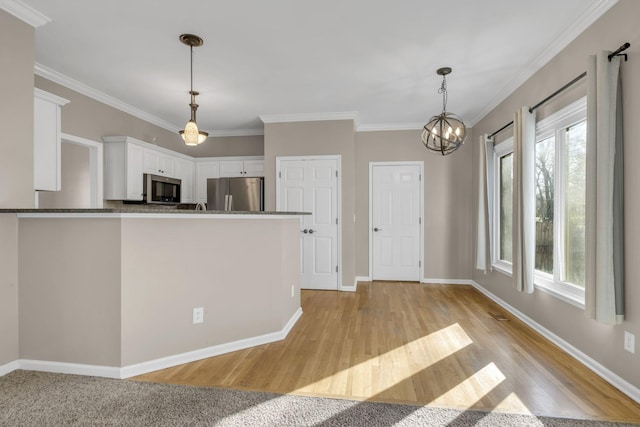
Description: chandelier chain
190,45,194,93
438,75,448,112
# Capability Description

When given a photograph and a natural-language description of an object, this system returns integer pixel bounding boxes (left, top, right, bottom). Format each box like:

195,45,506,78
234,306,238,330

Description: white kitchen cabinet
143,149,175,177
219,159,264,177
195,160,220,202
174,158,194,203
103,137,144,200
34,89,70,191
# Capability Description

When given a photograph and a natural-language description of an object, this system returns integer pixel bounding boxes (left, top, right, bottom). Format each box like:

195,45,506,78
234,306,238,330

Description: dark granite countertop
0,208,309,215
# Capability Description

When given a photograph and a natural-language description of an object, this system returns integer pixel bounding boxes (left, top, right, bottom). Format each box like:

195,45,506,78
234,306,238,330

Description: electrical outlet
624,331,635,354
193,307,204,324
291,285,295,298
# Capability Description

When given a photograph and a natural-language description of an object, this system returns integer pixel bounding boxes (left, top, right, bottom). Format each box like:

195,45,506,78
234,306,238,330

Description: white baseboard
421,278,476,285
120,307,303,378
3,307,303,381
0,360,20,377
19,360,121,379
469,280,640,405
340,277,365,292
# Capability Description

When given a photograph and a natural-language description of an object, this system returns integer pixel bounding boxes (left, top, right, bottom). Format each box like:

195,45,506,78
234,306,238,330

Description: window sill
534,280,585,310
491,261,512,277
490,263,585,309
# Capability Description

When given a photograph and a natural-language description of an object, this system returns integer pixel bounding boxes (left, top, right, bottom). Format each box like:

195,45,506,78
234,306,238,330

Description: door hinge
336,265,339,273
278,171,281,178
335,170,338,178
419,260,422,267
419,217,422,225
336,218,338,225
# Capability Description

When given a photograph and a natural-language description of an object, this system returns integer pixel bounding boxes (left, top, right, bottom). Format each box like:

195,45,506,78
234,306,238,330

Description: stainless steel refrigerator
206,177,264,211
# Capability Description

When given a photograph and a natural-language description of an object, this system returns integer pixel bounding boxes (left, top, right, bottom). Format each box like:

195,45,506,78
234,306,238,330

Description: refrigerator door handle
227,194,233,211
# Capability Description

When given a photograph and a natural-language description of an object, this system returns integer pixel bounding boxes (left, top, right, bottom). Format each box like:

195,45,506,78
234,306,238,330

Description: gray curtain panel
585,51,625,324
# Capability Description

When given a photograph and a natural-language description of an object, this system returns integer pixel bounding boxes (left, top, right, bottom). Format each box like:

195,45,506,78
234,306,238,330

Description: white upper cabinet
174,158,195,203
103,137,144,200
219,159,264,177
143,149,175,177
103,136,262,203
195,160,220,203
34,89,70,191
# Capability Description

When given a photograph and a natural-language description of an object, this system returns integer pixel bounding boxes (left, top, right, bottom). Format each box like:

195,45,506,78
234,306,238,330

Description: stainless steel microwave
143,173,181,204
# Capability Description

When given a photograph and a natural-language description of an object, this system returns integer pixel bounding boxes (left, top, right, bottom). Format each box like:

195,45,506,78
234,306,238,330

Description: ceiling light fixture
178,34,208,146
421,67,467,156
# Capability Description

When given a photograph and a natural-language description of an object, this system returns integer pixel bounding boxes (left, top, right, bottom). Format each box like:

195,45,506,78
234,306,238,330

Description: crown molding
208,128,264,137
0,0,50,27
35,63,181,133
358,123,424,132
35,63,269,138
260,111,359,125
469,0,618,126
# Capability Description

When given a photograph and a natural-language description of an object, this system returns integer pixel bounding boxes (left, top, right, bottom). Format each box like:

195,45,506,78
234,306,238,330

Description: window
493,138,513,273
534,98,586,305
492,97,587,307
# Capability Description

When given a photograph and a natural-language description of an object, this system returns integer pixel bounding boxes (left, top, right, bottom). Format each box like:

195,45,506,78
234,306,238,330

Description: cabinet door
243,160,265,177
144,149,175,177
126,144,144,200
219,160,244,177
143,149,159,175
175,158,194,203
195,161,220,202
159,154,175,177
34,95,62,191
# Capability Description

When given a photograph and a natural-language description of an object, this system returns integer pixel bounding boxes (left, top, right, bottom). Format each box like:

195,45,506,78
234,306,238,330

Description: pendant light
421,67,467,156
178,34,208,146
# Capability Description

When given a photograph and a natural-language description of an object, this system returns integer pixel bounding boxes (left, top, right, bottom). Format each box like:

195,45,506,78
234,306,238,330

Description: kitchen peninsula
0,209,305,379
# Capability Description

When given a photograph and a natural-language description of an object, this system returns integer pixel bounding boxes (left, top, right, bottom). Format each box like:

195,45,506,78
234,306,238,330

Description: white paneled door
370,163,422,281
278,157,339,290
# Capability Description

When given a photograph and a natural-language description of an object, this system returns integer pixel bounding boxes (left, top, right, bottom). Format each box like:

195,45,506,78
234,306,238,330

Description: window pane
564,121,586,287
535,137,554,274
499,153,513,262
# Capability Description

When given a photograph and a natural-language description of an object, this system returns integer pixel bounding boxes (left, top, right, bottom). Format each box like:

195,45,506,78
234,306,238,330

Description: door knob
302,229,308,234
308,229,315,234
373,227,382,232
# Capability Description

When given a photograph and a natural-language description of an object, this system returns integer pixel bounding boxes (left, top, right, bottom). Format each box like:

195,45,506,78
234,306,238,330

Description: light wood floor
134,281,640,423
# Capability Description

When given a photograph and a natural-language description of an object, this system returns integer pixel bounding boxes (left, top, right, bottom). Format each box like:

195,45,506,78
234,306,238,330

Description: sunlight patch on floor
293,323,473,398
430,362,505,408
493,392,534,415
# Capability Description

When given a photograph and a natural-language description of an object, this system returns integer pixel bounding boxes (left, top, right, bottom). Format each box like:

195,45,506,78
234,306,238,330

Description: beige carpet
0,370,637,426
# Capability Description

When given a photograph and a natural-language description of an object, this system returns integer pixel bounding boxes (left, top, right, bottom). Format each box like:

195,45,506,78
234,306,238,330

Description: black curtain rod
487,42,630,140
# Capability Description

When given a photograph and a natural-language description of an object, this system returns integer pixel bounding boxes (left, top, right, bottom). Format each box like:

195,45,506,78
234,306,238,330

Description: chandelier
421,67,467,155
178,34,208,146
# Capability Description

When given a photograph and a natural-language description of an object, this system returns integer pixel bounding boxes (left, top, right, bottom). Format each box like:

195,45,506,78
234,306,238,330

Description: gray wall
34,76,264,158
355,129,474,280
38,142,91,209
471,0,640,390
264,120,356,287
0,215,19,367
16,216,300,368
18,218,122,366
0,11,34,208
0,10,33,368
120,217,300,365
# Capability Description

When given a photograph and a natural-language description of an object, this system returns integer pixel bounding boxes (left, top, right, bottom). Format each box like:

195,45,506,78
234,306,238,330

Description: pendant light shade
421,67,466,156
179,34,208,146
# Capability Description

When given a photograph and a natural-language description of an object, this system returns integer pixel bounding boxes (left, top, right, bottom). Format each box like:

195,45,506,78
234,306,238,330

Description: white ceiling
13,0,617,136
